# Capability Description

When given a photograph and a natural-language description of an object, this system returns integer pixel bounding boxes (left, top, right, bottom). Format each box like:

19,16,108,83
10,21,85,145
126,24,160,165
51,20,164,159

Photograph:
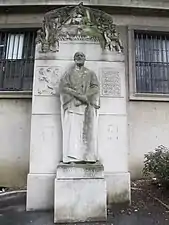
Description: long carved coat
59,65,100,163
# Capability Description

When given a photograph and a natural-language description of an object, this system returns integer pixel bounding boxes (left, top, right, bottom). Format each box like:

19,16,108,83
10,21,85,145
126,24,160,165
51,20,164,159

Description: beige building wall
0,99,31,187
116,15,169,179
0,11,169,186
128,102,169,179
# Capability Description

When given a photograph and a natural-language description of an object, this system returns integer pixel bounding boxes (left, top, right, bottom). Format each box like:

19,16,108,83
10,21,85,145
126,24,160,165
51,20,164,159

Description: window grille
135,31,169,94
0,29,36,91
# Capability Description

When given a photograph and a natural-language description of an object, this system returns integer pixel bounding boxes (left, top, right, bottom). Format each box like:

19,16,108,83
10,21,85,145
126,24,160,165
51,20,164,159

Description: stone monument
54,51,107,223
27,2,131,222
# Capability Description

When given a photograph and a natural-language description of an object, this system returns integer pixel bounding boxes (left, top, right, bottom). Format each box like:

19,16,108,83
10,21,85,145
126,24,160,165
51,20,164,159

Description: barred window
135,31,169,94
0,29,36,91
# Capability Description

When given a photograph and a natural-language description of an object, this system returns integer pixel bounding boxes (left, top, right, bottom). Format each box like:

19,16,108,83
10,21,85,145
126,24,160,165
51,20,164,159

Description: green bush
143,145,169,184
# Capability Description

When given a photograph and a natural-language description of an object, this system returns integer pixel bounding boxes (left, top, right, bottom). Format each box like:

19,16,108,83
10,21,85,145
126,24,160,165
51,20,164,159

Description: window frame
0,24,39,99
128,26,169,101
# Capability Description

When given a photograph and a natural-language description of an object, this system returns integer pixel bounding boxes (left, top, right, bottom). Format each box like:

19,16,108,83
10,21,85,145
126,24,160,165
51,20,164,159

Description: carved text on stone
100,68,121,97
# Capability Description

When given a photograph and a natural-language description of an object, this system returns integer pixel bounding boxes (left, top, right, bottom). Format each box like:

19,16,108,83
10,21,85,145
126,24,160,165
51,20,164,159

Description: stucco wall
128,102,169,179
0,99,31,187
0,13,35,188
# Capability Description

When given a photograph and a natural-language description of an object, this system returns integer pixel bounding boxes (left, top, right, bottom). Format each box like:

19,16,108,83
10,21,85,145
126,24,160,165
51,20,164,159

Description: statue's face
74,52,85,66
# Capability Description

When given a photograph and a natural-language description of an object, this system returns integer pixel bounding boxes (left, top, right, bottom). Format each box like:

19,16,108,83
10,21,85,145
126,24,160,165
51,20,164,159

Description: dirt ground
108,179,169,224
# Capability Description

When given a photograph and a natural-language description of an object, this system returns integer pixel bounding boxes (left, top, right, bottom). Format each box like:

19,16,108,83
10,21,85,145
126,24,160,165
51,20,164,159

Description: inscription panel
35,66,62,96
57,163,104,179
100,68,121,97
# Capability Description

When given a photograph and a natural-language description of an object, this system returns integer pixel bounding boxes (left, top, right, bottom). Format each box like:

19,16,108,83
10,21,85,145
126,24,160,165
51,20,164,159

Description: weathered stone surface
60,52,100,163
105,172,131,205
54,178,107,223
57,162,104,179
27,173,55,211
54,162,107,222
27,3,131,214
98,115,128,173
34,66,61,96
32,96,61,115
35,41,125,62
37,3,123,54
29,115,62,174
100,67,121,97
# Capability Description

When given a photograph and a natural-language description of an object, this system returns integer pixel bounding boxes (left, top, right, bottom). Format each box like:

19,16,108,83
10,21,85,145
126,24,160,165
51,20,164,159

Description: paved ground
0,206,168,225
0,180,169,225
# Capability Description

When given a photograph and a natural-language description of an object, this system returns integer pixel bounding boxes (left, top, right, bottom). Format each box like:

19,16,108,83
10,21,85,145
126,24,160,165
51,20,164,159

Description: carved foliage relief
100,68,121,97
36,66,61,95
36,2,123,53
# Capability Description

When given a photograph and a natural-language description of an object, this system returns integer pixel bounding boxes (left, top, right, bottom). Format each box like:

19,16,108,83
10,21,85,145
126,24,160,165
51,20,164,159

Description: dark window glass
135,31,169,94
0,29,37,91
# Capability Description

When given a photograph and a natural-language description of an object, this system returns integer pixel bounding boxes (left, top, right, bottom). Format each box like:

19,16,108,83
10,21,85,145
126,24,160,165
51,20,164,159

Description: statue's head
74,52,86,67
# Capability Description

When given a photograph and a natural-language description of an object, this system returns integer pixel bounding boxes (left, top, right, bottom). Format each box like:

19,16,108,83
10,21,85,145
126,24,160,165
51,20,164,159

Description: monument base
27,173,55,211
105,172,131,206
54,162,107,223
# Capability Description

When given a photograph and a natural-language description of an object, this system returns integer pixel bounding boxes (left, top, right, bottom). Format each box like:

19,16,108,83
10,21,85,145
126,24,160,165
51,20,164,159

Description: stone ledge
1,0,169,11
57,162,104,179
0,0,169,10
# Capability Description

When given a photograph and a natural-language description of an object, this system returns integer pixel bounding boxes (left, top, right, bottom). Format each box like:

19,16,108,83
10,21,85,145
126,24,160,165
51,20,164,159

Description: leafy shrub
143,145,169,184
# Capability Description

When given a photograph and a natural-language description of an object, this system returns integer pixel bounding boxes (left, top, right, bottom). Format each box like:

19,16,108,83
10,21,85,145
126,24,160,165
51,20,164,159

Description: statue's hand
74,99,82,107
93,104,100,109
76,94,89,105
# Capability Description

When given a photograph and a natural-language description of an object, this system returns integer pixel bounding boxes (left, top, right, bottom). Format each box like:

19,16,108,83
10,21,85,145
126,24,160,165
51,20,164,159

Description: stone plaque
57,162,104,179
36,66,61,95
100,68,121,97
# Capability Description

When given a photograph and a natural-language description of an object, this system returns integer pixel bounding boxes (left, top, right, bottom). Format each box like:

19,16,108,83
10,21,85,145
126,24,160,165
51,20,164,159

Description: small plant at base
143,145,169,185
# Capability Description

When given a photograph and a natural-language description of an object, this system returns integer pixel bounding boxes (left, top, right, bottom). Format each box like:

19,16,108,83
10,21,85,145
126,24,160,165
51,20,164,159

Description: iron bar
135,31,169,94
0,29,36,91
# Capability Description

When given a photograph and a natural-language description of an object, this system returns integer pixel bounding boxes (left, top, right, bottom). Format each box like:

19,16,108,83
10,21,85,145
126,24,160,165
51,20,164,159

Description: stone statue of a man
59,52,100,163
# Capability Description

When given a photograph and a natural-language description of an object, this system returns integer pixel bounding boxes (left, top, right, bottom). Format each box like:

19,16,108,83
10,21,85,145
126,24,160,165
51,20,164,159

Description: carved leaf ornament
36,2,123,53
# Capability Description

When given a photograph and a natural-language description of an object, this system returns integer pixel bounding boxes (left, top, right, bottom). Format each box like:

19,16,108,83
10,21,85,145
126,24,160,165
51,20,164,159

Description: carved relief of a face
74,52,86,66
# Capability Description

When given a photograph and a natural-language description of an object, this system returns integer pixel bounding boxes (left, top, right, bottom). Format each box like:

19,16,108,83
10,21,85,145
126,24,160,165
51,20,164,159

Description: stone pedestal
54,163,107,223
